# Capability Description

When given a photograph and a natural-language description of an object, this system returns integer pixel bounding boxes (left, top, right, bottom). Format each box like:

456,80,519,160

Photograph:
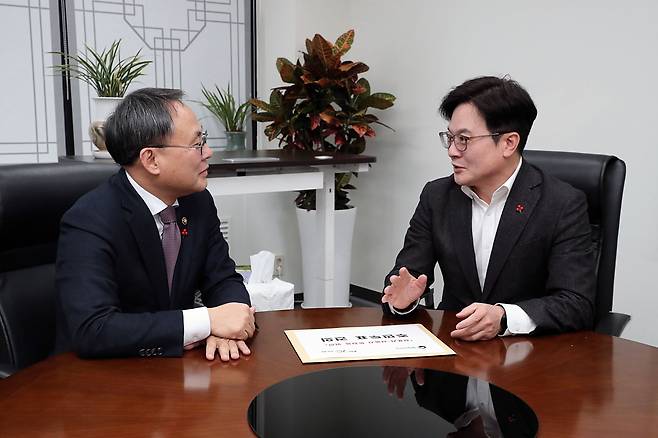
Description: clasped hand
208,302,256,340
187,303,255,362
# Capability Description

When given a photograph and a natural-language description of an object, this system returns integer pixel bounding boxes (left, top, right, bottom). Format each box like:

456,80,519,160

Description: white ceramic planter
296,206,356,308
92,96,122,122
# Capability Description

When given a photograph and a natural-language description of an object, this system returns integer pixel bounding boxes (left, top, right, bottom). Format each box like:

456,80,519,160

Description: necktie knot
159,206,177,224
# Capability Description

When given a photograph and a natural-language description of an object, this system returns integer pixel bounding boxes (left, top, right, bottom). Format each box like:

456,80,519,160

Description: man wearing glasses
382,76,595,340
56,88,256,360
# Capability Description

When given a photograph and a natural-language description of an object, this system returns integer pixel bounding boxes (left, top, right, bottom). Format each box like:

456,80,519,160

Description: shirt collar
125,170,179,216
461,157,523,203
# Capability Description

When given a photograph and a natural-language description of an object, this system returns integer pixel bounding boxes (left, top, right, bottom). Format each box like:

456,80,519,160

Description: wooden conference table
1,308,656,437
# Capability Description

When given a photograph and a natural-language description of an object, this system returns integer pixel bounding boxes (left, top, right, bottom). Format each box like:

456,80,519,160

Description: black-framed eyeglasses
438,130,500,152
148,130,208,155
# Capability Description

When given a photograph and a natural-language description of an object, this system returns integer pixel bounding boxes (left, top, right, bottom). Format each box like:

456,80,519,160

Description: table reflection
383,367,537,438
248,366,537,438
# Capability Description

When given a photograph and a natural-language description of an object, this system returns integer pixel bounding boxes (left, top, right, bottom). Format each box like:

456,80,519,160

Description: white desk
205,150,375,308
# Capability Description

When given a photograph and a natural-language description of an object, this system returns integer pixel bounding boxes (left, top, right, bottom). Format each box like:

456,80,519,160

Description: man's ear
501,132,520,158
138,148,161,175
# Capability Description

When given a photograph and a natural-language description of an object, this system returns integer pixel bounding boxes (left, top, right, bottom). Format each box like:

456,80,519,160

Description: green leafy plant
51,39,151,97
200,85,251,132
250,29,396,210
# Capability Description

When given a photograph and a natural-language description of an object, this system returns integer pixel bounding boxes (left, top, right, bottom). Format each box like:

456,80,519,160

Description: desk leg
315,170,335,307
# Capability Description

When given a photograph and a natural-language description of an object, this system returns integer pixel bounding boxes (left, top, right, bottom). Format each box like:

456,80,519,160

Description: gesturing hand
381,267,427,310
382,366,425,399
207,303,256,340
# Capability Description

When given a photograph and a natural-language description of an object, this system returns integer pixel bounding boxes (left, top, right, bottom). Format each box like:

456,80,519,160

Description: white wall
236,0,658,346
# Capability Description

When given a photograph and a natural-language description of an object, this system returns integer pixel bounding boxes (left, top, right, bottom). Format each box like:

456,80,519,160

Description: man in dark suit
383,367,537,437
382,76,595,340
56,88,255,360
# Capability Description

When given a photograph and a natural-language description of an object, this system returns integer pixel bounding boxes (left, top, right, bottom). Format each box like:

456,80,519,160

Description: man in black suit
383,367,537,437
56,88,255,360
382,76,595,340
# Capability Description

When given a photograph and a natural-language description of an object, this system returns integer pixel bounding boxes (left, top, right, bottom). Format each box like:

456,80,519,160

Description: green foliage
200,85,251,132
50,39,151,97
250,29,396,210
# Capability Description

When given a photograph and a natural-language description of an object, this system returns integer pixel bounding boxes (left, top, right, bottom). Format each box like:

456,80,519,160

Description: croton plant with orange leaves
250,29,396,210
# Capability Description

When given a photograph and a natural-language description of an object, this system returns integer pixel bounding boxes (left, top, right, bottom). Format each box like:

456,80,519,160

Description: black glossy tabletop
248,366,537,438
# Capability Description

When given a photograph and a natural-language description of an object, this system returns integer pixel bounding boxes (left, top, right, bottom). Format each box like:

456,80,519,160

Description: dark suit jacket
385,161,596,333
55,169,249,358
412,370,537,436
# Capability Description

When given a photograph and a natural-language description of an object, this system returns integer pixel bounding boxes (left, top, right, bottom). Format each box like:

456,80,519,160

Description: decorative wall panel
0,0,58,164
71,0,252,155
0,0,252,164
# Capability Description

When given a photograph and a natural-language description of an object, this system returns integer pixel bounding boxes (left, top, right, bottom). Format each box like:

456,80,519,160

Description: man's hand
450,303,505,341
382,366,425,399
381,267,427,310
207,303,256,340
204,335,251,361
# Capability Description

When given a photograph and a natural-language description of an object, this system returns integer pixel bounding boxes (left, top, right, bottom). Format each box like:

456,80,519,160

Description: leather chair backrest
524,150,626,323
0,161,116,371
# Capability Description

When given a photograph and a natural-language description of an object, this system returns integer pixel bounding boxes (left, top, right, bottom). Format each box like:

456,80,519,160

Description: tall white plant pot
296,207,356,308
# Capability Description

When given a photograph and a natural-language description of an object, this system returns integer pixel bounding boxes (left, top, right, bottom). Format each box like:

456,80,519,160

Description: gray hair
105,88,184,165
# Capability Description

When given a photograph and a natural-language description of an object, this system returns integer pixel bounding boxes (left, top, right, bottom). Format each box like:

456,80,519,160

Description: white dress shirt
392,158,537,335
454,377,504,437
125,171,211,347
454,338,534,436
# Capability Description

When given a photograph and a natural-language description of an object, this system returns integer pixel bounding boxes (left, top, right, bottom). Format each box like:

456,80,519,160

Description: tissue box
246,278,294,312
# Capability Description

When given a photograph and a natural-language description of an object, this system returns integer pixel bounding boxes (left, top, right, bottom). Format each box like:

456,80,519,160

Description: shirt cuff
182,307,211,346
496,303,537,336
389,299,420,315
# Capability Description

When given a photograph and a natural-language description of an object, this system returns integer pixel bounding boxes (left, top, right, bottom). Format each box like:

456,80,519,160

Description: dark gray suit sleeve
383,183,437,315
516,189,596,332
56,210,184,359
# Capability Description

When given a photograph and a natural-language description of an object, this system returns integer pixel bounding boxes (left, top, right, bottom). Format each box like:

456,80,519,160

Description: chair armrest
419,288,434,309
595,312,631,337
0,363,17,379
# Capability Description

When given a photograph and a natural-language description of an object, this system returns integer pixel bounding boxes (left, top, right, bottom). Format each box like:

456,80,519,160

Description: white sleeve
388,299,421,315
182,307,211,346
497,303,537,336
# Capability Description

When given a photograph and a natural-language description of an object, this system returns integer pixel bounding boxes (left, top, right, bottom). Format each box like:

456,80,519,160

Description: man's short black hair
439,76,537,152
105,88,184,165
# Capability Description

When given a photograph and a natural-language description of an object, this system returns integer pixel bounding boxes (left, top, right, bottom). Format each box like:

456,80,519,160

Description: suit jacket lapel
448,184,482,300
482,162,542,301
116,170,170,310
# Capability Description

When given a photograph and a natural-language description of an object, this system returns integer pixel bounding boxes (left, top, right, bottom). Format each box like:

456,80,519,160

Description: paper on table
285,324,455,364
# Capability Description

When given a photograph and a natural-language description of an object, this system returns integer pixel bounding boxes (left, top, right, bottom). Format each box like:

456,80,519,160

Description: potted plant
250,29,395,210
200,85,251,150
52,39,151,120
51,39,151,158
250,29,396,307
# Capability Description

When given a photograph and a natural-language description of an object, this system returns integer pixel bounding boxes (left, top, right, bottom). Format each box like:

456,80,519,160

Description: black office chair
524,150,629,336
0,161,116,377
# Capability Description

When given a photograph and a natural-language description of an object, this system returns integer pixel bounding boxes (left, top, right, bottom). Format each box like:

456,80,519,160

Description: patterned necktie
159,206,181,293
